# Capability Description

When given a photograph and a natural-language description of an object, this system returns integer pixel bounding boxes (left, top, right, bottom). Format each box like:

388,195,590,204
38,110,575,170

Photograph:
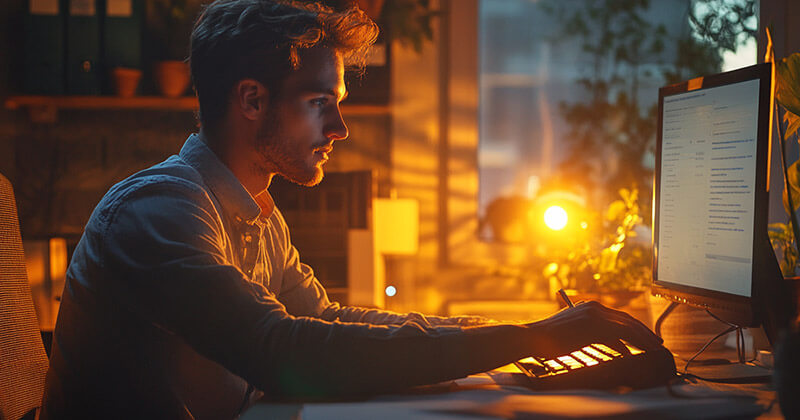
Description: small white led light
385,285,397,297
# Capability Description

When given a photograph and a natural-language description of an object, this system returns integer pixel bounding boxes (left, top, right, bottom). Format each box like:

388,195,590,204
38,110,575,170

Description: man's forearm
320,304,494,328
247,317,532,397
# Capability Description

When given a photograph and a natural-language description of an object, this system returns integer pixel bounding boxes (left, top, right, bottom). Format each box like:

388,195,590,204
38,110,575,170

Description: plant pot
785,276,800,322
111,67,142,98
356,0,385,19
153,60,190,98
775,326,800,420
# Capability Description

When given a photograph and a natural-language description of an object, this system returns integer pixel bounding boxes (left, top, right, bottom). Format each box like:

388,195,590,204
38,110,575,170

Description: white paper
29,0,59,15
106,0,132,17
69,0,95,16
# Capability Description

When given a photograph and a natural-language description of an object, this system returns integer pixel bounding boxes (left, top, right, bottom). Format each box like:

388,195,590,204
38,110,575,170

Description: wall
386,0,537,316
386,5,442,312
0,1,392,242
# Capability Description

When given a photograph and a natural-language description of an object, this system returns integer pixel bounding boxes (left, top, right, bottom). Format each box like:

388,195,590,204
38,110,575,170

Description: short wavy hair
190,0,379,131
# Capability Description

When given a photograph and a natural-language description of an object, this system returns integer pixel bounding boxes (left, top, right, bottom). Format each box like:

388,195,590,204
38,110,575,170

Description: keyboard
514,340,677,390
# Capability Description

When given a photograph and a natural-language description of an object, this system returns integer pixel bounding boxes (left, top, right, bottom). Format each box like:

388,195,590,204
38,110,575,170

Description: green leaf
782,160,800,214
776,53,800,117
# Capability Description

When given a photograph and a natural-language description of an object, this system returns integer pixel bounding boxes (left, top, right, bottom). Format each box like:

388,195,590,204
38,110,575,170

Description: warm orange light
544,205,568,231
49,237,67,283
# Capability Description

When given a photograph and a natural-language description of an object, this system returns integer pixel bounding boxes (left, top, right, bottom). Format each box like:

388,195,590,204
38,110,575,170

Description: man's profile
40,1,662,418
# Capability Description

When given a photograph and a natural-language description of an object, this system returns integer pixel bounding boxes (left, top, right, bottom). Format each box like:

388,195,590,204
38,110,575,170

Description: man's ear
234,79,268,121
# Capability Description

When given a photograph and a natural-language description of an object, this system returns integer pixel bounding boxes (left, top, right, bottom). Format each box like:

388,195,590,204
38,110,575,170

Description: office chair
0,173,49,420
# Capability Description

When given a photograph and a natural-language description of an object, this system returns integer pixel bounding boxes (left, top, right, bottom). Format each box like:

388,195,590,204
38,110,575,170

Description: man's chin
282,168,324,187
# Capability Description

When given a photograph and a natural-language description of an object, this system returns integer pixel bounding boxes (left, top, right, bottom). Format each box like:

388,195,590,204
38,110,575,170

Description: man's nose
325,107,349,141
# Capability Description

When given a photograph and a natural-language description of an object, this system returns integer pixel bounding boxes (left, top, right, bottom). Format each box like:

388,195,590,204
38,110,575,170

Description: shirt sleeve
271,208,492,327
101,179,533,397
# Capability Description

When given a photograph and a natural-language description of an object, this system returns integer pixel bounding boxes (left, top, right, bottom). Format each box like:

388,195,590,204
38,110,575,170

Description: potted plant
543,188,651,313
764,30,800,311
377,0,437,53
148,0,197,97
765,32,800,417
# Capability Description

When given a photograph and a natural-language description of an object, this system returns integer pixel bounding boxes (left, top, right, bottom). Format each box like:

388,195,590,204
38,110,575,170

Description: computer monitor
652,63,792,343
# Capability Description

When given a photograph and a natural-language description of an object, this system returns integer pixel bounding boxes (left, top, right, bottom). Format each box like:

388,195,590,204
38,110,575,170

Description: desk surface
242,361,782,420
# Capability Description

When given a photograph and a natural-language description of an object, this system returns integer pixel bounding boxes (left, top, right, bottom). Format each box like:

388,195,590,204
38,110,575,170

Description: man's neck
199,128,274,197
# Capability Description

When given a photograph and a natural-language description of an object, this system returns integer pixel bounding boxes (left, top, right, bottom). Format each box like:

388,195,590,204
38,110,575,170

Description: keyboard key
543,359,566,373
571,350,599,366
557,355,584,370
592,343,623,358
582,346,613,362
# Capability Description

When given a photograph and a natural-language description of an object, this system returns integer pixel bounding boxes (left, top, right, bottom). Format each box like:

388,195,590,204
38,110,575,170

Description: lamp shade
374,198,419,255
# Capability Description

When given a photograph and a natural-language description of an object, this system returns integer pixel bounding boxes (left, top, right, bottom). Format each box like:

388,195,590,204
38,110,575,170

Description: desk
241,361,782,419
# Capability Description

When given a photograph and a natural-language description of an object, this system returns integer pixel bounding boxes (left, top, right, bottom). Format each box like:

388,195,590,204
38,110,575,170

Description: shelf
3,95,392,122
4,95,198,111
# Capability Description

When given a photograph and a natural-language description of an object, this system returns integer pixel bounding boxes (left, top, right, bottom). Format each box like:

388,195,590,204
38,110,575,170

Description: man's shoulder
93,156,216,222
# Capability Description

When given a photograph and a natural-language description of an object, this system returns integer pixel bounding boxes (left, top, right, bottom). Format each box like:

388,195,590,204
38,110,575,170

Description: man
41,1,663,418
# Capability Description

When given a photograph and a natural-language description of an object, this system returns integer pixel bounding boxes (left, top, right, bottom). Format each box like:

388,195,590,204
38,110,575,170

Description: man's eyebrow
306,87,349,101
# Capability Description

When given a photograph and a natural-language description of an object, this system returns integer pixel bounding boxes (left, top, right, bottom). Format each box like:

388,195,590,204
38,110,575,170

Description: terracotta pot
355,0,385,19
111,67,142,98
153,60,190,98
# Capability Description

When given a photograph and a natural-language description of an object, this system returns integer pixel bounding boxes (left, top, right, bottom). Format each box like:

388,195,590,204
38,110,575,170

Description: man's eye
311,98,328,107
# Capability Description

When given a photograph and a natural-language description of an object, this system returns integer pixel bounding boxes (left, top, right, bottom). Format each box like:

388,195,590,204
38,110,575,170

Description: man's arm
320,305,495,328
100,181,534,396
272,209,492,327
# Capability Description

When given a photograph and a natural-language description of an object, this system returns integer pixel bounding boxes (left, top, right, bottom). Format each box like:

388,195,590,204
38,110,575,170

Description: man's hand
524,301,663,358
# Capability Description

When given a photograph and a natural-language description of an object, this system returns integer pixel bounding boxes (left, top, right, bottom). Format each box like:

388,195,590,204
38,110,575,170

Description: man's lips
313,145,334,161
314,142,334,153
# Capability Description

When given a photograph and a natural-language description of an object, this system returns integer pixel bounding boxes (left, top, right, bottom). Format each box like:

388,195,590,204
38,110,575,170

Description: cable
704,309,747,363
683,325,738,373
704,309,758,364
679,372,772,385
654,301,679,338
679,311,771,386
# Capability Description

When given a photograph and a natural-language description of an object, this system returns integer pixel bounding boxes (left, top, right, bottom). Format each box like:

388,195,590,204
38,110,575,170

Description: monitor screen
656,78,761,298
652,63,774,328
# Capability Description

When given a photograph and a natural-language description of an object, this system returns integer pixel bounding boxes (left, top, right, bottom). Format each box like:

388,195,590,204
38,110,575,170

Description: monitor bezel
651,63,772,328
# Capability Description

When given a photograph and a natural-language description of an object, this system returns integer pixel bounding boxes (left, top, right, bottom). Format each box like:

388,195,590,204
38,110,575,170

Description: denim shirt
41,134,529,420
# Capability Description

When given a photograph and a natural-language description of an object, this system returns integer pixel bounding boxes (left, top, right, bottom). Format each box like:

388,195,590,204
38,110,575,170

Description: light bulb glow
544,206,568,231
385,285,397,297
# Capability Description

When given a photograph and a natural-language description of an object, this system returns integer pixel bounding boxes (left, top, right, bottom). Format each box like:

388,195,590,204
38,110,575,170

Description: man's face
254,46,349,186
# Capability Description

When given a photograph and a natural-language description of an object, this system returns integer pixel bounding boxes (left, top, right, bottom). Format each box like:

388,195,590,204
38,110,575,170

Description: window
478,0,757,242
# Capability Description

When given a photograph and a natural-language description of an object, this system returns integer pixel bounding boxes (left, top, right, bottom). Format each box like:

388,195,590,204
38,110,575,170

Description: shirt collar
179,133,274,224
